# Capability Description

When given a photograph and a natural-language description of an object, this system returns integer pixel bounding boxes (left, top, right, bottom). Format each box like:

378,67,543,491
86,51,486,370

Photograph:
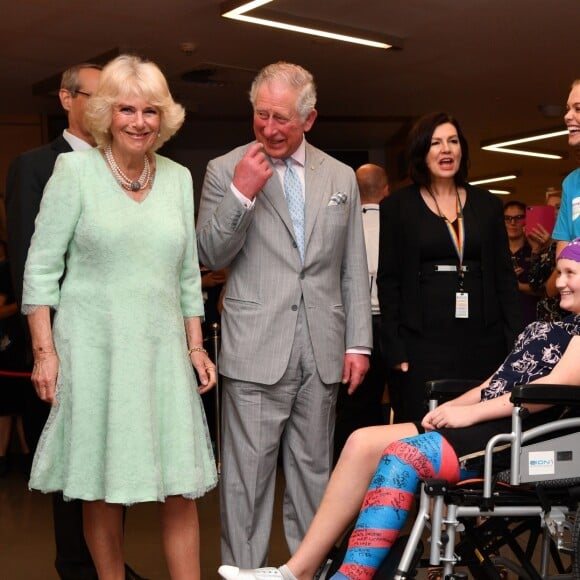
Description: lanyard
427,187,466,290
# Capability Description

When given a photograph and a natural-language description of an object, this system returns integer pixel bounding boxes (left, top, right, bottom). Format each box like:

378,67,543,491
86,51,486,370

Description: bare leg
160,495,200,580
0,416,11,475
83,500,125,580
15,415,30,453
286,423,418,579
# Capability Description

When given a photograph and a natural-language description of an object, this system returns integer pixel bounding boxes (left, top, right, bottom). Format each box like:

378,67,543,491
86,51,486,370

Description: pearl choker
104,145,151,192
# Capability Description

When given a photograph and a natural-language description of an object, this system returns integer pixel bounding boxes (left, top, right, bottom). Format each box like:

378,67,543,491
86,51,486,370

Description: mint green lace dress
24,149,217,504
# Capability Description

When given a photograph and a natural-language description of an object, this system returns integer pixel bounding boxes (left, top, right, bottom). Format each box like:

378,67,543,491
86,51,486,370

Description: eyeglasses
74,90,92,98
504,214,525,223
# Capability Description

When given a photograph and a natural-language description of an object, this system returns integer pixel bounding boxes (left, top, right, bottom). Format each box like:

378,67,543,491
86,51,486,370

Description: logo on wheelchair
528,451,555,475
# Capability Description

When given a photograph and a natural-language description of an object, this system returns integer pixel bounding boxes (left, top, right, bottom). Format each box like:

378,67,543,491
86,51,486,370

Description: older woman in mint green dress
23,55,217,580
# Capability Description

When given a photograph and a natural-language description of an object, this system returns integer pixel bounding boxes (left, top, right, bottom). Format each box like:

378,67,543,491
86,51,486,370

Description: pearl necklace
104,145,151,192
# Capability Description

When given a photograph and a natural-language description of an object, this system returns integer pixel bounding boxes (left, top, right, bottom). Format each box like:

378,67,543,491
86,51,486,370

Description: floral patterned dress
438,314,580,459
482,314,580,400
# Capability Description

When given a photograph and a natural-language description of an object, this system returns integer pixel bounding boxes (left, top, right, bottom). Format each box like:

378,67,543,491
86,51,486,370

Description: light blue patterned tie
283,158,305,263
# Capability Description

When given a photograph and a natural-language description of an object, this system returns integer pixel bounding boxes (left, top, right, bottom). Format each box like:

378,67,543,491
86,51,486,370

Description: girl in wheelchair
219,238,580,580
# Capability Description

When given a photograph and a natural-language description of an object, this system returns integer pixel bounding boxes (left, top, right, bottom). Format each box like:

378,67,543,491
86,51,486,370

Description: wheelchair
324,380,580,579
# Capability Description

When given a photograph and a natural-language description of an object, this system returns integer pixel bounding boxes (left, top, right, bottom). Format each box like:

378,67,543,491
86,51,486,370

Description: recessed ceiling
1,0,578,201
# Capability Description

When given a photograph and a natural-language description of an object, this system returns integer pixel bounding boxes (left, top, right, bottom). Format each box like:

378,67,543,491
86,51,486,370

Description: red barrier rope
0,370,32,379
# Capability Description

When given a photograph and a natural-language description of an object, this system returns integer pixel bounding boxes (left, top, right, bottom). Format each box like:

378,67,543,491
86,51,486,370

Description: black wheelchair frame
323,381,580,579
394,381,580,579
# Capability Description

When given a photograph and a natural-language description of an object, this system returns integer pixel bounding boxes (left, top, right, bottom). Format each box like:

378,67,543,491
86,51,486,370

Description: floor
0,457,293,580
1,454,567,579
0,459,430,580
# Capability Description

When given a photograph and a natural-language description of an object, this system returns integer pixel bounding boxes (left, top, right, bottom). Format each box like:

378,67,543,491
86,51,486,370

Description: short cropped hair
406,112,470,188
503,200,527,213
60,63,103,95
249,61,316,122
86,54,185,151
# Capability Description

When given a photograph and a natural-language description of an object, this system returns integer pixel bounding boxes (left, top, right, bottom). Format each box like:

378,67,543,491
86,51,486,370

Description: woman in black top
377,112,522,423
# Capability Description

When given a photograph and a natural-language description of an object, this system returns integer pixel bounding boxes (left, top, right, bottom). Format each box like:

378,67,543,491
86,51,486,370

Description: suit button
292,241,298,248
299,271,305,279
291,304,298,311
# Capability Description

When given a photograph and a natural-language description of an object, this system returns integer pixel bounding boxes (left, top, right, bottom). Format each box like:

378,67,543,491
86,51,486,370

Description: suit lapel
51,135,73,155
260,158,296,239
304,143,327,249
258,142,329,255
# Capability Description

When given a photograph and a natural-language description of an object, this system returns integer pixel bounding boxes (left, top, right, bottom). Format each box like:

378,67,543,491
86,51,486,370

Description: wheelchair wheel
573,506,580,577
322,524,354,577
373,535,423,579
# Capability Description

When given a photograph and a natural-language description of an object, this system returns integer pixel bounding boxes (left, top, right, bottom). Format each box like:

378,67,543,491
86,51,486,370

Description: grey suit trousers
219,302,339,567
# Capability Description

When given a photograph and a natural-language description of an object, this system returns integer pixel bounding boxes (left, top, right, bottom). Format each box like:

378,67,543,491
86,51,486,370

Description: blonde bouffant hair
86,54,185,151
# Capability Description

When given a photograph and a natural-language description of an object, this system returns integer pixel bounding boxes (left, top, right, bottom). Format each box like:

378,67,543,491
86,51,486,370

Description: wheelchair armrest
510,383,580,406
426,379,483,403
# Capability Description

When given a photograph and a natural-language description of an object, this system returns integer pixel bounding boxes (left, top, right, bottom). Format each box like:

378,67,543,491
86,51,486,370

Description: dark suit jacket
377,183,523,367
6,135,72,308
5,135,72,365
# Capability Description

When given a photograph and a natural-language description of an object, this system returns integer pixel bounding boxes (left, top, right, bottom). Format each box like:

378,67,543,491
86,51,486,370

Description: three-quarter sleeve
178,167,204,319
22,154,82,311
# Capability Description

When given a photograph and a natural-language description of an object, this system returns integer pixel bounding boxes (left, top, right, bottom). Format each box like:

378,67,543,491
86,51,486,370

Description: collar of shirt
63,129,93,152
273,138,306,198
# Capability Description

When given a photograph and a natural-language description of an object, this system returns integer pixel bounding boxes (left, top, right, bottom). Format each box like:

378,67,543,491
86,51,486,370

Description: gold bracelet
33,346,57,355
188,346,208,355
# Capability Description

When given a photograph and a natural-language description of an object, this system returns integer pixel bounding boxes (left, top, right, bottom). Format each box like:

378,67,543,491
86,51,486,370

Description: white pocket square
328,192,347,206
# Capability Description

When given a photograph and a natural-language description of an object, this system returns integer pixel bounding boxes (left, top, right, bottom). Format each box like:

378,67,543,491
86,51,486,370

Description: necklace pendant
104,145,150,193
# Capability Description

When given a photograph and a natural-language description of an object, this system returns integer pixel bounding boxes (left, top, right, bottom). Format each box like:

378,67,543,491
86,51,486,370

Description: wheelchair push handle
425,378,483,402
510,383,580,406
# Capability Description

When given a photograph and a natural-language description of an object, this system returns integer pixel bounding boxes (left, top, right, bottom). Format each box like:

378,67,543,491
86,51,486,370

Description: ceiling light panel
221,0,399,49
469,175,517,185
482,129,568,159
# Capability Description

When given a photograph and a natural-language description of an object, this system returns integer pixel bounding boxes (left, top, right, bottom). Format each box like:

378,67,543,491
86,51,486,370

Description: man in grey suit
196,62,372,570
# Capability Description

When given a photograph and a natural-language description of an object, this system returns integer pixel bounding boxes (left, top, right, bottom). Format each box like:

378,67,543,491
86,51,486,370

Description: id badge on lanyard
455,290,469,318
442,195,468,319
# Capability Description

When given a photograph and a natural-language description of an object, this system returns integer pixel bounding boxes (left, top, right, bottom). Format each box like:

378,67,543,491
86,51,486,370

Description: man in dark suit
197,62,372,570
6,62,145,580
7,63,101,315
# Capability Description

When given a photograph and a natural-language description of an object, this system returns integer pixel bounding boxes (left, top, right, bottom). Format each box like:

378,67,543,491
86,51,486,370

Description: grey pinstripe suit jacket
196,141,372,385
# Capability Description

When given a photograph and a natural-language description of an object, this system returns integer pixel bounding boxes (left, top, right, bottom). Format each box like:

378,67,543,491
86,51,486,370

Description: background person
23,55,217,580
334,163,390,459
529,188,566,321
553,79,580,255
218,236,580,580
0,239,28,477
377,112,522,424
199,265,228,443
196,61,372,568
503,200,541,325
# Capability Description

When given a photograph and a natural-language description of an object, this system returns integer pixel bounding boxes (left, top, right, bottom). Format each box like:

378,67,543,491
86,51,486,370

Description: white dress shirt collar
274,138,306,196
285,137,306,168
63,129,93,152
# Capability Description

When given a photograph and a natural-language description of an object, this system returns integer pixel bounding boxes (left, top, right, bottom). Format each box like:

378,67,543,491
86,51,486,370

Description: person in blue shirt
553,79,580,253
